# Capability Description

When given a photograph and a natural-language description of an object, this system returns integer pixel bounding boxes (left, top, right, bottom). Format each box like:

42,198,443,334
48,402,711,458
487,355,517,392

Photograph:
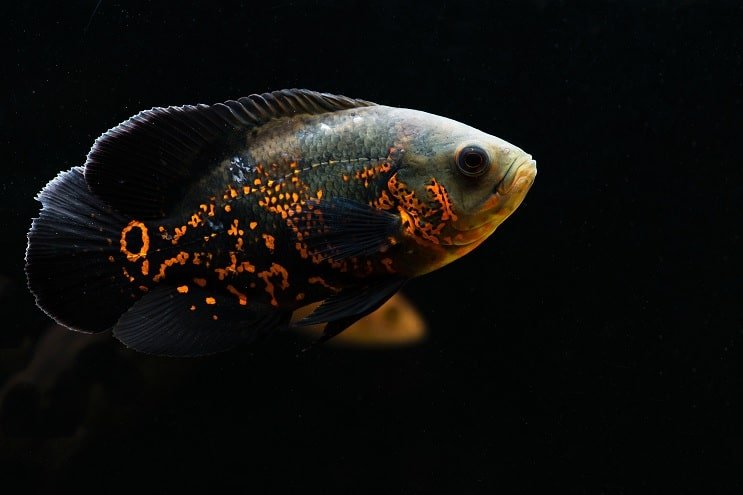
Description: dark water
3,1,740,493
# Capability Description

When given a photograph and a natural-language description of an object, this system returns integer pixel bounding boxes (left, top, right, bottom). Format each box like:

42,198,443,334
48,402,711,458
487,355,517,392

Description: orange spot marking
141,259,150,276
243,186,251,195
177,285,189,294
208,204,215,217
296,292,305,301
108,255,115,263
205,297,216,305
120,220,150,262
254,178,262,186
229,187,238,198
193,278,207,287
258,263,290,307
237,261,255,273
228,219,239,236
139,285,149,292
188,213,202,227
212,315,219,320
249,221,258,230
192,253,202,265
426,178,458,221
227,284,248,306
308,276,339,292
224,204,232,212
316,190,323,199
172,225,187,244
121,267,135,282
375,190,395,210
295,242,309,259
262,233,275,251
389,173,450,244
381,258,395,273
235,237,244,250
398,209,416,236
190,305,196,311
152,252,189,282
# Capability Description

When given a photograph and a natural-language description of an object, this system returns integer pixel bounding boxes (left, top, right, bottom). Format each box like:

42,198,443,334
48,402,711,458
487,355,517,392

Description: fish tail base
25,167,141,333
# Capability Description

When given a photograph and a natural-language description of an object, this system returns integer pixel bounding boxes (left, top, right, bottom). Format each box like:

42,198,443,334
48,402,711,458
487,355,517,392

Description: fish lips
449,158,537,244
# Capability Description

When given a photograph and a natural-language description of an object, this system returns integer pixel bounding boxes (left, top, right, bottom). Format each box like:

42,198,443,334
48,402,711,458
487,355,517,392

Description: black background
2,1,741,493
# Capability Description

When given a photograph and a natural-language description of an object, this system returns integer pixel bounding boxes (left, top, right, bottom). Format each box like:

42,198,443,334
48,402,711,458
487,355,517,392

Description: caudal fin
25,167,141,333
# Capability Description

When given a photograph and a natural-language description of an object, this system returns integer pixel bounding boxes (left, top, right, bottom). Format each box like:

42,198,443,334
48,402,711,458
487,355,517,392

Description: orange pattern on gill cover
373,190,395,210
387,174,458,244
425,178,458,222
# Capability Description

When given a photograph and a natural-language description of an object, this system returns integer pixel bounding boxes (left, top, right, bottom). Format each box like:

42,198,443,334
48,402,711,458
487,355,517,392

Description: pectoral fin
294,277,408,347
295,197,401,261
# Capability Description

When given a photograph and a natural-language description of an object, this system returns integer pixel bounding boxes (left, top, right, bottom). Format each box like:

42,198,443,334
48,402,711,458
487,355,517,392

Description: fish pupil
463,152,483,169
457,146,489,177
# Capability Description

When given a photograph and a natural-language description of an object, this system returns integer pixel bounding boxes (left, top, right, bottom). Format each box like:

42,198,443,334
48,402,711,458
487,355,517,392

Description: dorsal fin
83,89,377,217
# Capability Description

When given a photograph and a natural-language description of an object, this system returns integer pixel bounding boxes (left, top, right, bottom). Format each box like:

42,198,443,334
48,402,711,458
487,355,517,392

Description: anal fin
112,286,289,357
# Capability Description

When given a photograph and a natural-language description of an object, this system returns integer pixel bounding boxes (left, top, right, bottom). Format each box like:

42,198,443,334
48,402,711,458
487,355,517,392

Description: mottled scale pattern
111,107,407,314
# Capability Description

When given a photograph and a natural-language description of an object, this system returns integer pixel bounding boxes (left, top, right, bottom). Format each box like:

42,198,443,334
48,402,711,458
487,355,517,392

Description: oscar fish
25,89,536,357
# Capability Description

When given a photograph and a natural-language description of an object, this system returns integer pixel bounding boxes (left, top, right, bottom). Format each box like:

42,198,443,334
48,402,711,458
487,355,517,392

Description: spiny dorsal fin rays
84,89,377,218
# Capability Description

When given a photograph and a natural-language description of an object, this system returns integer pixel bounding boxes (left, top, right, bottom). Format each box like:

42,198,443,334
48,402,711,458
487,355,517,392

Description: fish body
25,89,536,356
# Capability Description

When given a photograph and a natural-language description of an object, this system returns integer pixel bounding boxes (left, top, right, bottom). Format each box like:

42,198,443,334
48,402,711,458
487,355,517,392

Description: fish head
390,108,537,273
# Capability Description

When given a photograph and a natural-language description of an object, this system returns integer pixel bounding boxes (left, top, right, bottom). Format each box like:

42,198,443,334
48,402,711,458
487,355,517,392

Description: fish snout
496,156,537,196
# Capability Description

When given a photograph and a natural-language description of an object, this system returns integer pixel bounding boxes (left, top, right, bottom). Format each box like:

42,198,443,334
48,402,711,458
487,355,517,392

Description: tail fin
25,167,141,333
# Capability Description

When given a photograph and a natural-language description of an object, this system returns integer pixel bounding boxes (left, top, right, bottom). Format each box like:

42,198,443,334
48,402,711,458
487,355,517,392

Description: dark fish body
25,89,536,356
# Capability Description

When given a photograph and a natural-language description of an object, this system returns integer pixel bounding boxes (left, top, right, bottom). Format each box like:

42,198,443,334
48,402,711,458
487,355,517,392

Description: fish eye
456,146,490,178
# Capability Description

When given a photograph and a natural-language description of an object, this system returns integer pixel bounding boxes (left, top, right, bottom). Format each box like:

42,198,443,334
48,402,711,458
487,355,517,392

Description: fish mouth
448,157,537,245
492,156,519,195
495,156,536,196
